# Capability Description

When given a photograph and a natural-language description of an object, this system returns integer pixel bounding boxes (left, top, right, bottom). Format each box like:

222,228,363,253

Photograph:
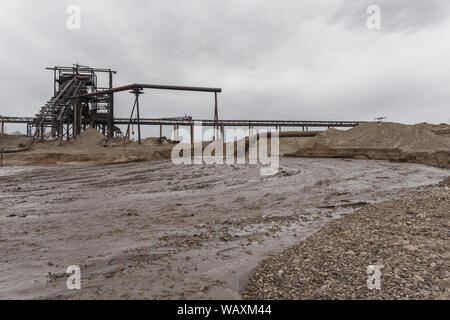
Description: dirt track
0,158,448,299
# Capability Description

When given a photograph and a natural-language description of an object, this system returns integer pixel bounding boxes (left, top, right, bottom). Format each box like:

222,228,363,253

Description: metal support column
73,103,77,138
125,98,137,140
53,69,56,96
107,71,114,139
136,94,141,144
59,122,63,144
131,88,143,144
214,92,218,141
174,125,179,140
73,100,82,138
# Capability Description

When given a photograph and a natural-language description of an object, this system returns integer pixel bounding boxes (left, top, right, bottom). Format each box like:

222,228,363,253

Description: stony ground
243,177,450,300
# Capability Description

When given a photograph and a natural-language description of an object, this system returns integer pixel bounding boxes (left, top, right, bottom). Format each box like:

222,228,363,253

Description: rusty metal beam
73,83,222,99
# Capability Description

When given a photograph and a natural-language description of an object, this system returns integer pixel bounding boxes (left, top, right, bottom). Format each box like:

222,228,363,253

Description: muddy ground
0,158,448,299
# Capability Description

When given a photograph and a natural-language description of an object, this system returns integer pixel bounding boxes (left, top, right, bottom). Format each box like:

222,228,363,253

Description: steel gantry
1,64,374,143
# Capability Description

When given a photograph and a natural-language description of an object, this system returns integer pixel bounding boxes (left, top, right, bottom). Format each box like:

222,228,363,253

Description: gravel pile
242,177,450,300
0,133,31,151
313,122,450,152
77,128,107,146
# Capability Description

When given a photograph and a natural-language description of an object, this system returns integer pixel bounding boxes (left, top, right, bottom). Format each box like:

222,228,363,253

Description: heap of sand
76,127,107,147
2,128,173,166
0,133,32,152
1,122,449,168
285,122,450,168
311,122,450,152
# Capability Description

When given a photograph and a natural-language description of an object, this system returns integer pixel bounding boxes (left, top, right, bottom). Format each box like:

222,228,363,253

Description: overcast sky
1,0,449,135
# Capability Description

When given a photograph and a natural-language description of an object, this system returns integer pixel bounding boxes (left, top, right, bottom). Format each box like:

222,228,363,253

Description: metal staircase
33,76,79,139
31,65,116,140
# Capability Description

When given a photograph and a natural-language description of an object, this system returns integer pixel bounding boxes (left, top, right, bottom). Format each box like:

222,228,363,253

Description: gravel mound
242,177,450,300
77,128,107,146
313,122,450,152
0,134,32,151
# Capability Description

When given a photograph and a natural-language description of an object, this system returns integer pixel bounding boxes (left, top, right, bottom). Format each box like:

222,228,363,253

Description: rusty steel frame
29,64,117,141
71,80,222,143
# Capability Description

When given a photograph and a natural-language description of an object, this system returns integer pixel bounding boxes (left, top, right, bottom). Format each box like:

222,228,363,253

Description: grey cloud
329,0,450,32
0,0,449,135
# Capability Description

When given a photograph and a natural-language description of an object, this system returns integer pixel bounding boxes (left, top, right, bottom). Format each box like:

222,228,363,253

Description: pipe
73,83,222,98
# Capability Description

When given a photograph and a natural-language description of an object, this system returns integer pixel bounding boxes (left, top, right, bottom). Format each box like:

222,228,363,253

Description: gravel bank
242,177,450,300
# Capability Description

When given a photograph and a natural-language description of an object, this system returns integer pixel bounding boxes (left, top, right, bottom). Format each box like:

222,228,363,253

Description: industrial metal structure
75,82,221,143
11,64,221,143
0,64,371,143
31,64,117,140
